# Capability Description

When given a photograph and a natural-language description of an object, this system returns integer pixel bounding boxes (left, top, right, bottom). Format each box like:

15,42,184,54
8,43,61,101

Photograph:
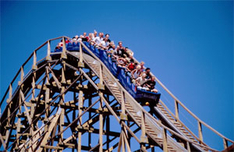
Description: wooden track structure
0,36,233,152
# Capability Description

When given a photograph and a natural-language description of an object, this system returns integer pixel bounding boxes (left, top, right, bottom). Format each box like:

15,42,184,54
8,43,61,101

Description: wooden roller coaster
0,36,233,152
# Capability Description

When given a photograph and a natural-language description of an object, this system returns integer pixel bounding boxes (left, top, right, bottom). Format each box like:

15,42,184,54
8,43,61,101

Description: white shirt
93,36,103,45
136,76,148,86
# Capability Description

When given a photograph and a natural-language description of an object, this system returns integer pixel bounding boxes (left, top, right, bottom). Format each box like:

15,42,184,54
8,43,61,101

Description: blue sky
1,0,233,151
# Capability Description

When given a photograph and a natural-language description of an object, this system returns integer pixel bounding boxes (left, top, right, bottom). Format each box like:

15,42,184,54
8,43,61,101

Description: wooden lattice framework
0,36,233,152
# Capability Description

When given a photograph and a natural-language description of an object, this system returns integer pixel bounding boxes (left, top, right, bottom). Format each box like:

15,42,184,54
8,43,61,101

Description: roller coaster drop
0,36,233,152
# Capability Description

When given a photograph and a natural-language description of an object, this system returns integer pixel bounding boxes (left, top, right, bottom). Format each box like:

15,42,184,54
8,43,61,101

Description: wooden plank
99,92,104,152
78,90,83,152
0,134,6,150
47,67,62,89
198,121,203,142
38,113,61,152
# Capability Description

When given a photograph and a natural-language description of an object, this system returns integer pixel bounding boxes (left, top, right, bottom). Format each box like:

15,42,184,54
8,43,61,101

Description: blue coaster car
108,59,118,77
135,88,161,107
82,41,92,55
66,42,73,51
100,49,110,69
92,47,100,58
72,42,80,51
117,67,127,87
54,47,62,52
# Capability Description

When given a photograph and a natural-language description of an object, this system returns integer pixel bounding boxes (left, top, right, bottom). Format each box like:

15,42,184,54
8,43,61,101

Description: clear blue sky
1,0,233,151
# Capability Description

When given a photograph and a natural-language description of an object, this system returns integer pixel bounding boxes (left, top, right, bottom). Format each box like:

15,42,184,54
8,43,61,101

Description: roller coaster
0,36,233,152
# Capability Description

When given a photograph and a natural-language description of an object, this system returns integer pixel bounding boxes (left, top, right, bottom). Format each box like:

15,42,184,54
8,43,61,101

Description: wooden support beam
122,130,131,152
175,100,179,120
7,83,12,103
59,86,65,144
117,132,123,152
45,85,50,131
31,72,36,101
223,138,228,149
61,62,66,84
140,112,148,145
41,145,63,150
198,121,203,143
38,112,61,152
122,132,125,152
46,40,52,61
61,37,67,59
80,107,118,115
120,91,127,121
98,65,105,90
20,90,32,125
78,90,83,152
163,128,168,152
47,67,62,89
18,66,24,86
0,134,6,150
99,92,104,152
16,118,21,148
78,42,84,67
32,51,37,70
187,141,191,152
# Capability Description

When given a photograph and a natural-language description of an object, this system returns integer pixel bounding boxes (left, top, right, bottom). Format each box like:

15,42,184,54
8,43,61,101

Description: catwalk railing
0,36,233,151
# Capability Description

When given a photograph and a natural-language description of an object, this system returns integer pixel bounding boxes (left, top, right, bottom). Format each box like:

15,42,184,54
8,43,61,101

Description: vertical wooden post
78,90,83,152
59,63,66,144
16,118,21,149
121,132,125,152
163,128,168,152
32,51,37,70
123,131,131,152
7,83,12,103
175,100,179,120
45,80,50,130
7,83,12,123
78,43,84,67
18,66,24,86
88,94,92,148
117,132,123,152
106,95,110,150
99,92,103,152
223,138,228,149
16,87,22,149
59,89,65,144
31,72,36,101
140,112,148,151
198,121,203,143
61,37,67,59
5,83,13,147
187,141,191,152
61,62,66,84
46,40,51,61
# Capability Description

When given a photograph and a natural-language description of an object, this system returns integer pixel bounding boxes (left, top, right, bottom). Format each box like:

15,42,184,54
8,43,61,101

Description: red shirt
128,63,135,71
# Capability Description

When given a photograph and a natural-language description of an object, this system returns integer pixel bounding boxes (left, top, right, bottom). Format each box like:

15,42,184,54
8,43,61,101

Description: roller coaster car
66,41,161,107
135,89,161,107
116,67,161,107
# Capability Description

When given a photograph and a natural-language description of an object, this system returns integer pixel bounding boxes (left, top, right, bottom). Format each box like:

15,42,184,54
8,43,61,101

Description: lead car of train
56,41,161,107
